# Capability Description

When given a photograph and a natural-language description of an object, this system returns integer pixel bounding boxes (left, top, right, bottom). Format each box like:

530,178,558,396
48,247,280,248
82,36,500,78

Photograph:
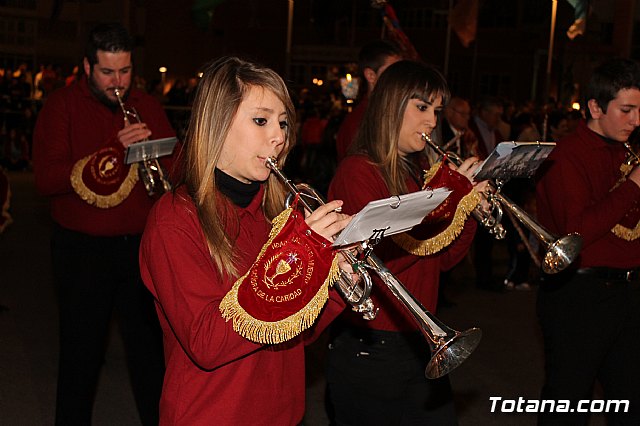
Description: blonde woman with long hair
140,56,350,425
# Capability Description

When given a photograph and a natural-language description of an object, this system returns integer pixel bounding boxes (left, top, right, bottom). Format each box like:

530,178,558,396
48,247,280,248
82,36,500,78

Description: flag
449,0,479,48
379,3,420,60
566,0,589,40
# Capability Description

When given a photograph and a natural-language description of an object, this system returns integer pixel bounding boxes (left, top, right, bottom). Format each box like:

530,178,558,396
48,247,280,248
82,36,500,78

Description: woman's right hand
304,199,352,242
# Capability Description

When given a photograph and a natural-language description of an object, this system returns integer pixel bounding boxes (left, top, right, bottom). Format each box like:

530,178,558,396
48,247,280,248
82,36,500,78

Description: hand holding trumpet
303,199,351,243
301,198,360,283
113,88,153,148
444,155,492,212
117,122,152,148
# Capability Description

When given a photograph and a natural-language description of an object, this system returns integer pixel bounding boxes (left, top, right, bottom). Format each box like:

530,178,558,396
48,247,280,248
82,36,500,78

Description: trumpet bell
542,232,583,274
426,327,482,379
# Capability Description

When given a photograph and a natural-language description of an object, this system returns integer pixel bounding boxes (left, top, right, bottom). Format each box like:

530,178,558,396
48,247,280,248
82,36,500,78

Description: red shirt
536,120,640,268
300,116,328,145
32,77,176,236
335,97,367,162
328,154,476,331
140,186,345,425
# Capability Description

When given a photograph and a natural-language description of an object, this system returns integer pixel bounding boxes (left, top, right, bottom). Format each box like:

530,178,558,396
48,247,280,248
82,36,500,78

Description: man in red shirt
32,23,175,425
536,57,640,424
335,39,402,162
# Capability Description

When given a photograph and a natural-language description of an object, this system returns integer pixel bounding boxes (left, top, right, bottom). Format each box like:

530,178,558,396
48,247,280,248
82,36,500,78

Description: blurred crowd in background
0,60,585,194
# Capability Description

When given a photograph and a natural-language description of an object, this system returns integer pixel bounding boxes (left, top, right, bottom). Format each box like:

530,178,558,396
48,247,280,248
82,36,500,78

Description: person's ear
83,58,91,77
587,99,603,119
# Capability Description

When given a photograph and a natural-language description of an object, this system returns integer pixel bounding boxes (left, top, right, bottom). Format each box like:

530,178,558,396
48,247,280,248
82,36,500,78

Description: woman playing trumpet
327,60,487,425
139,56,352,425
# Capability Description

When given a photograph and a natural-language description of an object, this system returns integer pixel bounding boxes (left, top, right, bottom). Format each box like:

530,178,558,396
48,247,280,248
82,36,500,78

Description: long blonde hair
181,56,296,277
353,60,450,195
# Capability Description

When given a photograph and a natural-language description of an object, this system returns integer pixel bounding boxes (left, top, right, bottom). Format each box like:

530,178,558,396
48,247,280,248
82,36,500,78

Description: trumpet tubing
265,157,482,379
113,88,172,197
421,133,582,274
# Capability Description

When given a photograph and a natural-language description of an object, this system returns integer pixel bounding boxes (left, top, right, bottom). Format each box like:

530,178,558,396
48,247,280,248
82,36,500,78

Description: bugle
266,157,481,379
421,133,582,274
114,88,172,197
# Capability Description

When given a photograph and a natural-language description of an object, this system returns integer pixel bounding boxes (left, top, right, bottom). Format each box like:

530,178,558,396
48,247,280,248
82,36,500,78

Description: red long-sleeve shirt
140,185,345,425
536,120,640,268
328,154,477,331
32,77,176,236
335,97,367,162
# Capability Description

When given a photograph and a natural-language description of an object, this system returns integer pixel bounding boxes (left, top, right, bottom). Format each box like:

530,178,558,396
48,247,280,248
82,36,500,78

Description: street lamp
159,66,167,85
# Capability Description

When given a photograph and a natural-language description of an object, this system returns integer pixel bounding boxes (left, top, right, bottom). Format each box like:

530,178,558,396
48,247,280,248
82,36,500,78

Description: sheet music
473,141,555,181
124,137,178,164
332,187,451,247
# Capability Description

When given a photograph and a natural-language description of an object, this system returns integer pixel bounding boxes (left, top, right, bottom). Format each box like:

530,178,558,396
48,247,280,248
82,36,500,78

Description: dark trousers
537,271,640,425
474,226,495,287
326,326,457,426
51,224,164,426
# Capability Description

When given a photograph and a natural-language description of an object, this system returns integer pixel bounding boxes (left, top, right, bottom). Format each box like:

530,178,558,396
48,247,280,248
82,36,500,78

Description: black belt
577,267,640,282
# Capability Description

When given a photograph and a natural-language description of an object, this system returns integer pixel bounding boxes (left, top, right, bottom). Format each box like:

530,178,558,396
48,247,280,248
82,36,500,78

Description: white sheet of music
332,187,451,247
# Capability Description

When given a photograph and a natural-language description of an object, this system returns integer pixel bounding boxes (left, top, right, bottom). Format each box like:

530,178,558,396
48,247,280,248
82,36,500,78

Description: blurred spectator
65,66,79,86
1,128,30,171
565,108,583,134
148,79,167,104
546,110,570,141
167,79,188,105
511,112,541,142
40,64,58,98
185,77,199,105
33,65,44,99
501,112,540,291
335,39,402,162
469,96,505,158
468,96,505,291
439,96,480,158
300,107,328,146
498,98,515,143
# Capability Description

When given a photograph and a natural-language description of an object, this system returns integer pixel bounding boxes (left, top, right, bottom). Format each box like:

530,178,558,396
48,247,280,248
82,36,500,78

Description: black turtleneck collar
215,168,261,208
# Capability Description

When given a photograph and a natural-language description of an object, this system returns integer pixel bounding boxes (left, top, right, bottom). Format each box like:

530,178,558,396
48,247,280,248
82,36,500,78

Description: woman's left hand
450,156,491,194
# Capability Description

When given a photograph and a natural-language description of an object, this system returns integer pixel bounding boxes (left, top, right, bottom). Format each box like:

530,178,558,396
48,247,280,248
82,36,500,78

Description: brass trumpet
266,157,482,379
114,88,172,197
422,133,583,274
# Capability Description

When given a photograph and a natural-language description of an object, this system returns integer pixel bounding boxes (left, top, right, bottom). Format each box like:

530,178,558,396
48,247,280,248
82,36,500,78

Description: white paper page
332,187,451,247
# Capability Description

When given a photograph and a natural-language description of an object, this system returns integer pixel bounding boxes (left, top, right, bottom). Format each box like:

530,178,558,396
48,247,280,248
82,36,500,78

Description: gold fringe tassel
70,157,139,209
219,208,340,344
391,189,481,256
612,222,640,241
422,161,441,186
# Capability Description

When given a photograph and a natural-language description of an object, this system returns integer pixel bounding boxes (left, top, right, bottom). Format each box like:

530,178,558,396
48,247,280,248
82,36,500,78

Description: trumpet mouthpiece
265,157,278,171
